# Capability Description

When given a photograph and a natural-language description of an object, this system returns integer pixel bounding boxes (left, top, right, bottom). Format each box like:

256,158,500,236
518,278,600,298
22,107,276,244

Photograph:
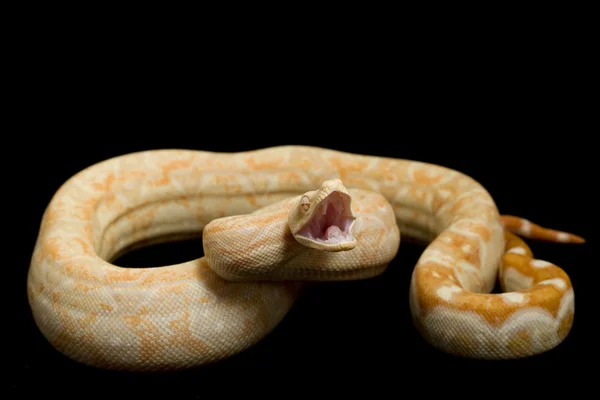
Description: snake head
288,179,356,252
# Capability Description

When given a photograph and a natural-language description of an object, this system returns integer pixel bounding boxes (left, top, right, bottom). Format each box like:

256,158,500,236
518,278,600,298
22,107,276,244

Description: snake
27,145,584,371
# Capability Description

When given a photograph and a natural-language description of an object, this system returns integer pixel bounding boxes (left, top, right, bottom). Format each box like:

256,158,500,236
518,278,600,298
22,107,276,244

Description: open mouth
296,191,355,245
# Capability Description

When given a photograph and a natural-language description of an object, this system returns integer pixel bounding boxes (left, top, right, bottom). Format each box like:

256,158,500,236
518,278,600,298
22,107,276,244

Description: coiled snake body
27,146,583,371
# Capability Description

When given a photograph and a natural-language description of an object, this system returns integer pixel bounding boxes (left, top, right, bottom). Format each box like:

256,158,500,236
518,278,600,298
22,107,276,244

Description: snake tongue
325,225,344,240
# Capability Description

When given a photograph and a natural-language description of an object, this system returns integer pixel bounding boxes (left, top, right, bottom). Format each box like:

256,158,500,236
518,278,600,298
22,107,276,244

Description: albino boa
27,146,584,371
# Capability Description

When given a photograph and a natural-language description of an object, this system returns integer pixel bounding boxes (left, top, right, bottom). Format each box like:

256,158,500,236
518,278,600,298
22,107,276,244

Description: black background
8,14,594,398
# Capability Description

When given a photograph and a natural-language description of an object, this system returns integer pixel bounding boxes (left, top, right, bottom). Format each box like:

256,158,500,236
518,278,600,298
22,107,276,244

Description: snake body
27,146,583,371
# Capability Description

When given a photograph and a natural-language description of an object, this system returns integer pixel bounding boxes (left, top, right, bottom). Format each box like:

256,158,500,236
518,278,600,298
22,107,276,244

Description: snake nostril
112,236,204,269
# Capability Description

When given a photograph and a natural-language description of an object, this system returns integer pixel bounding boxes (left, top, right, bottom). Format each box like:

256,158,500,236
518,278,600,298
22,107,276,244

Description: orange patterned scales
27,146,584,371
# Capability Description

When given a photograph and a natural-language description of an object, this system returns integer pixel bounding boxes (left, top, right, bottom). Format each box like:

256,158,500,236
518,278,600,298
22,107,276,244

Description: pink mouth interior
297,191,354,244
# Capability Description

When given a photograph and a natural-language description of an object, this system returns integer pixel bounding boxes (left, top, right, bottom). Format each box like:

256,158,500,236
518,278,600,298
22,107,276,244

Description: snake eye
301,195,310,212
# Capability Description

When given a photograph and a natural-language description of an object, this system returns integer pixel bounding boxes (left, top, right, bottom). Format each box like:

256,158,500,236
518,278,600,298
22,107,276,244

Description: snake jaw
291,181,356,252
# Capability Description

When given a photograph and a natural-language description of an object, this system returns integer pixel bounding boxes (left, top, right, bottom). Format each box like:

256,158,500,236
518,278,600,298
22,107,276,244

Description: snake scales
27,146,584,371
